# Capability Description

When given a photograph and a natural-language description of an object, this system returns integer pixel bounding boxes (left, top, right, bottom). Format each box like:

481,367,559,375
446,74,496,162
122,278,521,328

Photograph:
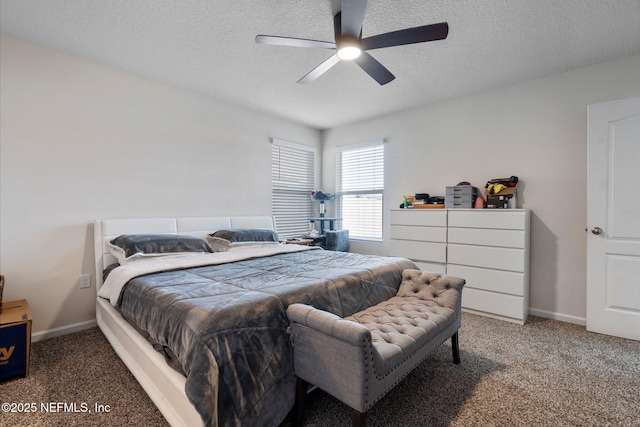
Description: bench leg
451,331,461,364
294,377,309,427
353,409,366,427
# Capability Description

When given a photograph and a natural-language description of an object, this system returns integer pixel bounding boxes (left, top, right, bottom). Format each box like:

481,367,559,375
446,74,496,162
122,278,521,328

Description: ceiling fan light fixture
256,2,449,85
337,36,362,60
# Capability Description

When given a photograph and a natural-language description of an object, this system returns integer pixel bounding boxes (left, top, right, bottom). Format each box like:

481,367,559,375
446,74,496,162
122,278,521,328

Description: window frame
335,139,385,242
271,139,318,239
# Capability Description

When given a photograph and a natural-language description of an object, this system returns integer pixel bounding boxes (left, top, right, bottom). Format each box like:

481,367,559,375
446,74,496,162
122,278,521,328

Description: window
336,141,384,241
271,139,317,239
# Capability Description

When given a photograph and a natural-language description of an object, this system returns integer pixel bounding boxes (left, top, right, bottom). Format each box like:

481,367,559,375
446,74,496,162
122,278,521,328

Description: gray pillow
211,229,279,243
109,234,212,264
207,229,280,252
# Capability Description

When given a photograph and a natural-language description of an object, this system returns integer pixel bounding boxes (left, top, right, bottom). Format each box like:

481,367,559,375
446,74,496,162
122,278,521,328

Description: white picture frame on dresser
389,208,530,324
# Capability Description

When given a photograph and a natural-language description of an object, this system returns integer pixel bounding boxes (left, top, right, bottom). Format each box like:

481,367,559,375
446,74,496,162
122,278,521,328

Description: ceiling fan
255,0,449,85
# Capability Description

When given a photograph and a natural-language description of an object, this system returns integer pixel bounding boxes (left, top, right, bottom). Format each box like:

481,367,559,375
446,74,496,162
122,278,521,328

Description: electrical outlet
79,274,91,289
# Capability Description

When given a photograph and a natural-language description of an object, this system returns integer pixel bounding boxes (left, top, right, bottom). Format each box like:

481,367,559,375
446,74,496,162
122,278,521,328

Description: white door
587,96,640,341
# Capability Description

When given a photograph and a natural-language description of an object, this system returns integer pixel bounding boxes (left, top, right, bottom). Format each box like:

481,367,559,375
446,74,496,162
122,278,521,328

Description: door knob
591,227,603,235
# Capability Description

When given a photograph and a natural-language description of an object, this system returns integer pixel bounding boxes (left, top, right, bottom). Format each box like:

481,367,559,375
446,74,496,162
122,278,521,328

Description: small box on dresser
0,299,32,383
445,185,477,209
486,186,518,209
447,210,530,324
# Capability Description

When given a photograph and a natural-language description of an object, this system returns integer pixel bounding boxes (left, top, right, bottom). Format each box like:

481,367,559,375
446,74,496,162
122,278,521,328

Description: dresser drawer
388,208,530,324
448,227,525,248
447,264,525,296
462,287,526,321
448,210,527,230
390,225,446,242
413,261,446,274
390,240,446,264
448,244,525,272
390,210,447,227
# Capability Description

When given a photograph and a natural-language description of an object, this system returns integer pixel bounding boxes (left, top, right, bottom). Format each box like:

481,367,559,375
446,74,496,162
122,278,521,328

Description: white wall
2,32,638,335
322,54,640,323
0,36,321,335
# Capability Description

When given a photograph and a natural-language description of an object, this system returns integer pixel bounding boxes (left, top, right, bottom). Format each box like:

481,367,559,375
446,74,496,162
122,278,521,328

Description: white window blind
336,141,384,240
272,140,316,239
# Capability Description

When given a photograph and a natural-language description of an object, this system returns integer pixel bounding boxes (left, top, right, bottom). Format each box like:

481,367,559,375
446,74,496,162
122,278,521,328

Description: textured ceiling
1,0,639,129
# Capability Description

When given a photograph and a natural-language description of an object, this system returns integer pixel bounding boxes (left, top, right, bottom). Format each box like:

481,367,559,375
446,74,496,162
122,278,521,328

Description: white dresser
390,209,447,273
389,208,530,324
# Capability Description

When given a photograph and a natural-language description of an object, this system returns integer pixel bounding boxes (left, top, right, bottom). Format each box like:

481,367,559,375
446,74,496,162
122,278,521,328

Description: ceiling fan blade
353,52,395,85
361,22,448,50
341,0,367,37
297,54,341,84
255,35,336,49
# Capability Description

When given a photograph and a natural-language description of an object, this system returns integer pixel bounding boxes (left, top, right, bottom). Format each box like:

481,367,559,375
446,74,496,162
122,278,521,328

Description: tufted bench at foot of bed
287,269,465,427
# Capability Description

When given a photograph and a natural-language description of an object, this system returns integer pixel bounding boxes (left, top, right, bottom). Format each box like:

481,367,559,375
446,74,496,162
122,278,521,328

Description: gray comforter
115,249,416,426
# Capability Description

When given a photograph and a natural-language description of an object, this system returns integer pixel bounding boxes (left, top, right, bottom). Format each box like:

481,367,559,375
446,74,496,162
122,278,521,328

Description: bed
94,216,417,427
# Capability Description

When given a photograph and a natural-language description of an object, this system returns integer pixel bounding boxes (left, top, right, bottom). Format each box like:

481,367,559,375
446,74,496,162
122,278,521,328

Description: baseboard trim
32,319,97,343
529,308,586,326
28,310,585,342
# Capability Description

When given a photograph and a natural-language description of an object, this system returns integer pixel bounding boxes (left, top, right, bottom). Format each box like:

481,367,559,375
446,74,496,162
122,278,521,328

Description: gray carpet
1,313,638,426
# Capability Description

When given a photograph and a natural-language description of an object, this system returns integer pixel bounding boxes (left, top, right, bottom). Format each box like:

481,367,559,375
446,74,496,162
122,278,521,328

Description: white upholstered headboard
94,216,276,291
